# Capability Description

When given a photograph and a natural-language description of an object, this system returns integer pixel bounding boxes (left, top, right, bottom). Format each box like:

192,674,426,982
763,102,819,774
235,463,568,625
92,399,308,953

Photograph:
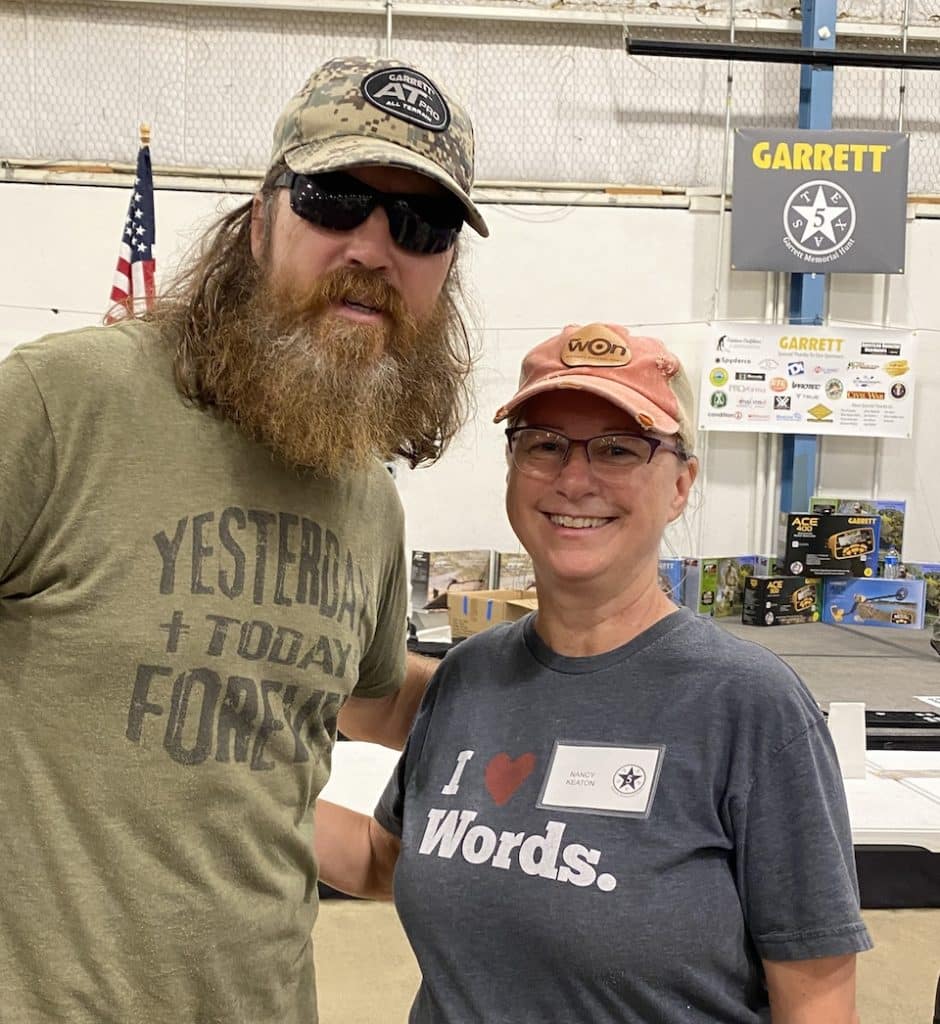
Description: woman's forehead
517,390,641,432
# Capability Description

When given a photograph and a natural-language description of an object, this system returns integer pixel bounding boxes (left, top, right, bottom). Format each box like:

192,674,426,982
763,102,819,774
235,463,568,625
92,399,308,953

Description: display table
849,750,940,907
848,750,940,851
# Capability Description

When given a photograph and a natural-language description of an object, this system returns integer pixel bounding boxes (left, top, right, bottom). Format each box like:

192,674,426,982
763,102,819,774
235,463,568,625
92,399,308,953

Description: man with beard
0,56,487,1024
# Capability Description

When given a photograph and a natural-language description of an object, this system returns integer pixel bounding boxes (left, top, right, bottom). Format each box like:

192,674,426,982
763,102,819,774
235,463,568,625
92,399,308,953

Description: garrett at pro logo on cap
561,324,632,368
362,67,451,132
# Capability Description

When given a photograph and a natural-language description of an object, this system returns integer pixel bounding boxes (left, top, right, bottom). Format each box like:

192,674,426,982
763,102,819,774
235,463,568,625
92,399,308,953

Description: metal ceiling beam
75,0,940,43
625,37,940,71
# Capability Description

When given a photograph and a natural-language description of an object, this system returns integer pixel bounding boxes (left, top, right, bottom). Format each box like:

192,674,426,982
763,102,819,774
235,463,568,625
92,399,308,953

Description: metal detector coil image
825,527,876,560
828,586,915,624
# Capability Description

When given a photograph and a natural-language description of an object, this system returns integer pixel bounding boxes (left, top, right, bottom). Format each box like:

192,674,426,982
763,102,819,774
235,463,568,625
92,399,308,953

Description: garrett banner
731,129,909,274
700,323,917,438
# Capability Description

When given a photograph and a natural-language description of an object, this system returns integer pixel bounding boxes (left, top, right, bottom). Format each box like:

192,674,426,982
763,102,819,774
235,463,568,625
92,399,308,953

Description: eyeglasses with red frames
505,426,688,481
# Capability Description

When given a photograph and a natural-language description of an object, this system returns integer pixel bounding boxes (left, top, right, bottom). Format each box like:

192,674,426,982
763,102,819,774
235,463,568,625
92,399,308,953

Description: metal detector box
742,575,821,626
809,497,905,560
778,513,880,577
410,549,493,613
822,577,926,629
899,563,940,624
683,555,771,617
657,558,684,604
494,551,536,591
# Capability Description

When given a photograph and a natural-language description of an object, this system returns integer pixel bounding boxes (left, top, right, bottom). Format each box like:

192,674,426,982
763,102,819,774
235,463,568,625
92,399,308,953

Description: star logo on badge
612,764,646,795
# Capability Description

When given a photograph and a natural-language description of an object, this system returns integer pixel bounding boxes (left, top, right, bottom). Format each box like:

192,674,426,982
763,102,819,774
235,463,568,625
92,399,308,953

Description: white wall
1,180,939,565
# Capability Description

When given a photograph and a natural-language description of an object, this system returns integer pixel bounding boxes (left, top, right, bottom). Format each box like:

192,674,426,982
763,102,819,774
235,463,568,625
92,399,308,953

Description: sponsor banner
731,129,908,274
700,324,916,438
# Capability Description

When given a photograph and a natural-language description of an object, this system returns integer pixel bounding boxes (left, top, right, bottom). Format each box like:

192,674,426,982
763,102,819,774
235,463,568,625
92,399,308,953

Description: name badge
536,741,665,819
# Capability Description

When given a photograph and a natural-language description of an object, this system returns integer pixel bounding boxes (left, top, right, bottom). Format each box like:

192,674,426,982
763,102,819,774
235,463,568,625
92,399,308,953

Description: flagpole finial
139,122,151,147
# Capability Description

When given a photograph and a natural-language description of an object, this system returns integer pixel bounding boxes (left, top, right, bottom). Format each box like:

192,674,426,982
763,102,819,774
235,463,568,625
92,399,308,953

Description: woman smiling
316,322,871,1024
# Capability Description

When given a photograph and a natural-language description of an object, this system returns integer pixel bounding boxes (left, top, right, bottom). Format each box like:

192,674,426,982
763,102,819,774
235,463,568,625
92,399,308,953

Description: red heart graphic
484,752,536,806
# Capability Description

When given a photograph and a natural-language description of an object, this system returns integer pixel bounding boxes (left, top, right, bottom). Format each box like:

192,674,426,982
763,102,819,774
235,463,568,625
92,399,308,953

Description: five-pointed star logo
792,186,848,244
616,767,642,791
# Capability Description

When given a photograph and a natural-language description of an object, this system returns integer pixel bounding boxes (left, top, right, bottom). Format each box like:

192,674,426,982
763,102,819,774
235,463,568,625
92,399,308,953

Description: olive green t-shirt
0,320,408,1023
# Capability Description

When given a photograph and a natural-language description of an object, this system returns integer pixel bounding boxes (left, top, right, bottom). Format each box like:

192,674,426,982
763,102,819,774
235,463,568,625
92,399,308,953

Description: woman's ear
668,456,698,522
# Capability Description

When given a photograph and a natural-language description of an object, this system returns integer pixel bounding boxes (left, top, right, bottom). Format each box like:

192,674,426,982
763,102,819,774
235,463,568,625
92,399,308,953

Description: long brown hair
149,164,476,467
148,165,277,405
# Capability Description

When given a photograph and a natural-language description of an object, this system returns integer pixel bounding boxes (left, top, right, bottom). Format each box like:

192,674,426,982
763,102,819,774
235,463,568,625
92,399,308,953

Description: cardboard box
495,551,536,591
810,497,905,559
822,578,926,629
896,563,940,623
447,589,538,639
683,555,769,617
778,513,880,578
742,575,821,626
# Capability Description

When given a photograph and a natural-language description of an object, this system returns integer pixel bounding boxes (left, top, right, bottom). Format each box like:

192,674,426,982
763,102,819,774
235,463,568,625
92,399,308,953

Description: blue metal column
779,0,837,514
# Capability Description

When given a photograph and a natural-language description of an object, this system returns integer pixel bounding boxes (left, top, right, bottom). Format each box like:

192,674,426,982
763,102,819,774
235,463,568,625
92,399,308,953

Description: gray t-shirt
376,609,872,1024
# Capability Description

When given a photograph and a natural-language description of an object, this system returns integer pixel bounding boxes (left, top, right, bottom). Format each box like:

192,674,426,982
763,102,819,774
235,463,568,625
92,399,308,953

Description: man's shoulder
11,319,165,388
351,458,405,521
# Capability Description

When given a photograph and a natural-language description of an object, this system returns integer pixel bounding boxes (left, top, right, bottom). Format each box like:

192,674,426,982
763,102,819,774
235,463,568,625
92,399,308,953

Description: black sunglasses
274,170,464,255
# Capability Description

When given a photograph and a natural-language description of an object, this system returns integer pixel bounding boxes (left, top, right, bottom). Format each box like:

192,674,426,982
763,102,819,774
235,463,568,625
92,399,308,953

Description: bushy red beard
196,265,461,477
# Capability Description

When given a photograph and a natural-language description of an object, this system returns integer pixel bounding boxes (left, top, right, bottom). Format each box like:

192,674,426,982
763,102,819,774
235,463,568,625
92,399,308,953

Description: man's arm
336,652,437,750
763,954,860,1024
315,800,401,900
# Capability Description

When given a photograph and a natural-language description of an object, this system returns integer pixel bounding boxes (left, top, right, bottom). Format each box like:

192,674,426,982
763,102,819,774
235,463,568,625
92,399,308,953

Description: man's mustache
278,267,411,329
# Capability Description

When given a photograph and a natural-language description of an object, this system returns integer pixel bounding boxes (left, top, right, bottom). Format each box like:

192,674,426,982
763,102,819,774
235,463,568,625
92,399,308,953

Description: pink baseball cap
493,322,696,453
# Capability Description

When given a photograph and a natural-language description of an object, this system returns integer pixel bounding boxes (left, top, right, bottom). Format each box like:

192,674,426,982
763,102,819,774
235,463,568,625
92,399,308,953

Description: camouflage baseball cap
269,56,488,237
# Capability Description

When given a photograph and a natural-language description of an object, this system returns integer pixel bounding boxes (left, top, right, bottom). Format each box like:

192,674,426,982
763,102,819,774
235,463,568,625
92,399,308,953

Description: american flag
105,144,156,323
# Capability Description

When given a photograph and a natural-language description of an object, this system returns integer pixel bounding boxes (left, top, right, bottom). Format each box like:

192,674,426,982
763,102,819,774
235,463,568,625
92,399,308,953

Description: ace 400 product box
777,513,880,577
742,576,821,626
822,578,926,630
809,497,905,560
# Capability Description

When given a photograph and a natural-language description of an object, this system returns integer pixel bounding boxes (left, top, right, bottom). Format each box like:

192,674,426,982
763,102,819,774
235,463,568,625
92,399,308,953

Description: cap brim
285,136,489,238
493,375,681,436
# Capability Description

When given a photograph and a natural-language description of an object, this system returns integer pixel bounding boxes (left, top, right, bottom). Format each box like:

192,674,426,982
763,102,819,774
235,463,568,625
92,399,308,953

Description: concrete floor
314,900,939,1024
719,619,940,711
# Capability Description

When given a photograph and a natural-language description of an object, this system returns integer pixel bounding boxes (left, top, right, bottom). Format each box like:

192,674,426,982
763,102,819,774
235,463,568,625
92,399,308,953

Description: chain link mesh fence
2,1,940,191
